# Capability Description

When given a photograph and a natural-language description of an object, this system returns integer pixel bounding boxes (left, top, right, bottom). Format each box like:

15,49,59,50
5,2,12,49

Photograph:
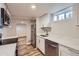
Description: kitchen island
0,43,16,56
0,36,18,56
0,36,26,56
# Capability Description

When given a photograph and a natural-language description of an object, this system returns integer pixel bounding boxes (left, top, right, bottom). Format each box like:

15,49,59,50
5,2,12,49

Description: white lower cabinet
59,45,79,56
37,37,79,56
36,37,40,49
36,36,45,54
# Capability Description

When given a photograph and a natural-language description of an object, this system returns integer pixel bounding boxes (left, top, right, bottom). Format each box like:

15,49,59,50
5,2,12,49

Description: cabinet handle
49,44,57,48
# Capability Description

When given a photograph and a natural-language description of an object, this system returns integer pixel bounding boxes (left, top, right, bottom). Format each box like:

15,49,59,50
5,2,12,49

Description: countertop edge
2,36,26,40
37,35,79,52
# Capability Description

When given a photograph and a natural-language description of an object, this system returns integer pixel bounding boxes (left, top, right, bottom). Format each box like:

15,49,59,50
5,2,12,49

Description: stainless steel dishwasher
45,39,59,56
0,33,2,45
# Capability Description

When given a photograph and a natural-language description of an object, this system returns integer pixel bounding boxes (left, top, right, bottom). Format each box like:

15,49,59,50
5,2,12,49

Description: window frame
58,13,65,21
53,7,72,22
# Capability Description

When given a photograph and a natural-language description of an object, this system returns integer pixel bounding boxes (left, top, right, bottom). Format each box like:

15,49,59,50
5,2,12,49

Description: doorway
16,24,27,37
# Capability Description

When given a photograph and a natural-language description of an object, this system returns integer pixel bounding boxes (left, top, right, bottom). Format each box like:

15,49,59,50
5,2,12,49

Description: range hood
41,27,51,37
41,27,51,32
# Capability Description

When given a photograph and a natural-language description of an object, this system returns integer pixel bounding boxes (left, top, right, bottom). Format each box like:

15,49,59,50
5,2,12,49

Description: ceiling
6,3,72,20
6,3,57,19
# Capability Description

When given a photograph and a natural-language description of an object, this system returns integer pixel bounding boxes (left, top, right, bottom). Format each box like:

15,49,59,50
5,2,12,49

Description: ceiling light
31,5,36,9
21,21,24,24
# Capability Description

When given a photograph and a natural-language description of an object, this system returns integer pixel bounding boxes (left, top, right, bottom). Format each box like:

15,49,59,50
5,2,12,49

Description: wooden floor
17,37,43,56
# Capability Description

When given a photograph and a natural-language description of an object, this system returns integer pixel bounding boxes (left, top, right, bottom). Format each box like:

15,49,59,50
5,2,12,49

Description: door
16,24,27,37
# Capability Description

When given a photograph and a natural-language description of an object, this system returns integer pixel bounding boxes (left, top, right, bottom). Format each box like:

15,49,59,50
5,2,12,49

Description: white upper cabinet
39,14,51,27
36,13,51,35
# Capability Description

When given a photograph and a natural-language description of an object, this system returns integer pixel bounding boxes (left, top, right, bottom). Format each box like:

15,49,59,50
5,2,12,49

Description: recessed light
31,5,36,9
21,21,24,24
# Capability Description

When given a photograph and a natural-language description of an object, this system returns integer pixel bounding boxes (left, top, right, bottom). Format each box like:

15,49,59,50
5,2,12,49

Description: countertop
0,35,26,56
0,43,16,56
2,35,26,40
37,35,79,51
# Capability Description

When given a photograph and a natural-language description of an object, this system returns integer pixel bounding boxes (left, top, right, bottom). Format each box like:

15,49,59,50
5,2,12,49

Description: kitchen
0,3,79,56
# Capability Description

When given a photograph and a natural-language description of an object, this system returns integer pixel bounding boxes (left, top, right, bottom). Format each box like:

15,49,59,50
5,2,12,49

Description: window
59,13,65,20
66,11,72,19
53,15,58,21
0,29,2,33
53,7,72,22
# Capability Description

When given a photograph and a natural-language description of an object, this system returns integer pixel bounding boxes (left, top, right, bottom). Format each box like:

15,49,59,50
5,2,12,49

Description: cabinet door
39,38,45,54
36,36,45,54
59,45,79,56
36,37,40,49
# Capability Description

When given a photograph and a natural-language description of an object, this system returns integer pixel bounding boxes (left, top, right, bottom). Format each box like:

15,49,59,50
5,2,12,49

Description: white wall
16,24,27,37
0,3,12,33
0,3,6,9
39,14,50,27
49,4,79,41
36,13,51,35
0,3,31,43
36,3,79,50
52,4,79,50
0,3,6,33
50,3,73,14
13,18,31,43
0,3,11,19
37,3,79,39
2,17,31,43
0,3,15,38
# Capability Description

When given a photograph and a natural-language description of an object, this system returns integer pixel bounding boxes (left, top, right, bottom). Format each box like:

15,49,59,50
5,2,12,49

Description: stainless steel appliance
0,33,2,45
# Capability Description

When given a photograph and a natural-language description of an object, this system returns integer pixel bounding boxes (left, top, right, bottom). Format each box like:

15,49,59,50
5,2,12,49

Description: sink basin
40,35,48,37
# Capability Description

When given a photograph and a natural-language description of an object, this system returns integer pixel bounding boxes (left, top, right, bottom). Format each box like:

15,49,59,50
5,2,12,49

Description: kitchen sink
40,35,48,37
